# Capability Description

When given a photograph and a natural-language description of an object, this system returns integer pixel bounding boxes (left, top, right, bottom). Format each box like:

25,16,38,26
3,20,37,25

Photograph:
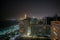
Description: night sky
1,0,60,20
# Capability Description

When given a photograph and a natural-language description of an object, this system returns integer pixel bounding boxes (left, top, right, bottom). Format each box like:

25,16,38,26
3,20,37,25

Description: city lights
1,0,60,40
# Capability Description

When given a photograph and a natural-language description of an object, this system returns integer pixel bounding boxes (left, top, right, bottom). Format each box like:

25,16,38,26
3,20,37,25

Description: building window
53,27,56,31
53,32,57,36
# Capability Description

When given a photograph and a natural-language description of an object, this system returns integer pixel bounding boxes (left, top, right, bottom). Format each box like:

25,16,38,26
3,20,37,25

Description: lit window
53,32,57,36
53,27,56,31
53,38,56,40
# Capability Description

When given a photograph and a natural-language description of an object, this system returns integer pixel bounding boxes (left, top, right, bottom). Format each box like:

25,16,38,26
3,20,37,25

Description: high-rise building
51,21,60,40
31,24,50,37
19,14,38,37
20,18,31,36
45,14,60,25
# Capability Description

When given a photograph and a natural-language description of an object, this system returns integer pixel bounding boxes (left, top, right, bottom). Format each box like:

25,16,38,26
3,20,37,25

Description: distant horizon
0,13,60,20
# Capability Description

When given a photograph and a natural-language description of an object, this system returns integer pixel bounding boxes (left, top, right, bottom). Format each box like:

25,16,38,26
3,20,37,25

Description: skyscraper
19,14,31,36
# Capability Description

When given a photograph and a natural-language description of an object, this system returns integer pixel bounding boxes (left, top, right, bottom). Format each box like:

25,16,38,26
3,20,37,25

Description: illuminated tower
24,14,27,19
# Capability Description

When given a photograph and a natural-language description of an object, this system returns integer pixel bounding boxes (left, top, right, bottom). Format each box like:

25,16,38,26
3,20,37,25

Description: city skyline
1,0,60,40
